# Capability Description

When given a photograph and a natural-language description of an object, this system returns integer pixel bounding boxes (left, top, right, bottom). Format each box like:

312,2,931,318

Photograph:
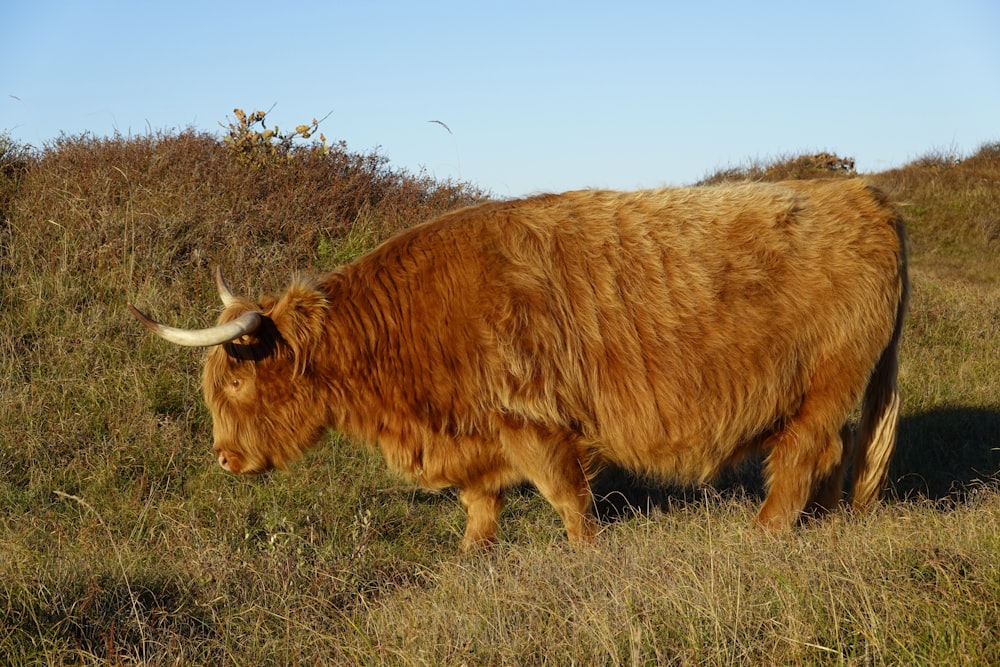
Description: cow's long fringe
850,222,909,512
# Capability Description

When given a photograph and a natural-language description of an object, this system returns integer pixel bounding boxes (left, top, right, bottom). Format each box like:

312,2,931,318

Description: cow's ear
266,283,328,375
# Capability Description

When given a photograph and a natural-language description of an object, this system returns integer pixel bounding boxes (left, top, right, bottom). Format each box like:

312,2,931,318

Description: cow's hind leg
803,423,854,519
757,366,857,530
501,426,597,544
758,426,843,530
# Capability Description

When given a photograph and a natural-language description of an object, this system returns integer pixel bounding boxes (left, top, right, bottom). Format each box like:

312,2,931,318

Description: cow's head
130,268,330,474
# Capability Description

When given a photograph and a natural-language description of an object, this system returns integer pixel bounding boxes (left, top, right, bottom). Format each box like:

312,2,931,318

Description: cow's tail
849,229,909,513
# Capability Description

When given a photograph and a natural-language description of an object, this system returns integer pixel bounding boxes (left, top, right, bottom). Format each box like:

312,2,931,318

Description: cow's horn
128,304,262,347
215,266,238,307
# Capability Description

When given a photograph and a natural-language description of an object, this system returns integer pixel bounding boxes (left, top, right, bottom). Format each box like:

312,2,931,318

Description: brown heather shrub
1,133,34,224
698,151,857,185
11,129,484,286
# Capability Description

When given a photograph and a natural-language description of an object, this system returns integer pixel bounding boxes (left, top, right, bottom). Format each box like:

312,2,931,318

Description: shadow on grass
591,405,1000,523
891,406,1000,502
590,460,768,524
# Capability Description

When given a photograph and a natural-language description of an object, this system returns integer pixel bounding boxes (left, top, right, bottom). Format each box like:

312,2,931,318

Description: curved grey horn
128,304,262,347
215,266,238,307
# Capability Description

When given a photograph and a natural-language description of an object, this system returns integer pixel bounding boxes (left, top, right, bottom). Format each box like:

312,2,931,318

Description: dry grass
1,127,997,665
356,495,1000,666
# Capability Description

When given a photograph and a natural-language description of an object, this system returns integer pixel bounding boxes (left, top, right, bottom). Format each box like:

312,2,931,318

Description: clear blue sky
3,1,998,196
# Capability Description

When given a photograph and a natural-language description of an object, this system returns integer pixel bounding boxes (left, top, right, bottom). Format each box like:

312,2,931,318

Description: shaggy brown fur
166,179,908,549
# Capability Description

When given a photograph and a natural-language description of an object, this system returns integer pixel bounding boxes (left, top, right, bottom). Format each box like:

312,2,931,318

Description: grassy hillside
1,124,997,665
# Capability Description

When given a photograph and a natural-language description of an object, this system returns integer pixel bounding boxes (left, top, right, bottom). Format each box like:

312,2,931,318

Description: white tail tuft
850,224,908,513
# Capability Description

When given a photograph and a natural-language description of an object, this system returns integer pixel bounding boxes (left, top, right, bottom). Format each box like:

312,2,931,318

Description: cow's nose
217,452,231,471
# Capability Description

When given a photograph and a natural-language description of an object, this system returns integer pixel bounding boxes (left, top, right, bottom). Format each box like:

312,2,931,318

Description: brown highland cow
131,179,908,550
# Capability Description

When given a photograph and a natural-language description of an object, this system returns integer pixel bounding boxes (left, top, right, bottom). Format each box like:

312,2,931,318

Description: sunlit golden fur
202,179,908,549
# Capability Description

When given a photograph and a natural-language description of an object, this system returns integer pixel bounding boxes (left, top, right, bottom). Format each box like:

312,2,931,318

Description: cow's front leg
501,426,597,545
459,486,504,551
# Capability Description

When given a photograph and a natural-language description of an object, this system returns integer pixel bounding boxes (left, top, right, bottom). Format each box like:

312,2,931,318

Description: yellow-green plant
221,107,329,167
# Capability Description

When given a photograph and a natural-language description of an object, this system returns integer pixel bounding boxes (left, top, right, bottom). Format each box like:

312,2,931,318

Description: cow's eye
231,379,242,391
